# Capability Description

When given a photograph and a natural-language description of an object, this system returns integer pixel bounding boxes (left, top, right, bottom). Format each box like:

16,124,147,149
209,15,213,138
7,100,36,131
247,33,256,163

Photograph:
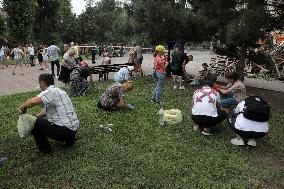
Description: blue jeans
220,92,238,108
152,72,166,103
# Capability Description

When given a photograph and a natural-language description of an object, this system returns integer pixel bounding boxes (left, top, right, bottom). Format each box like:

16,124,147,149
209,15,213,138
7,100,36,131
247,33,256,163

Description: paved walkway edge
217,76,284,92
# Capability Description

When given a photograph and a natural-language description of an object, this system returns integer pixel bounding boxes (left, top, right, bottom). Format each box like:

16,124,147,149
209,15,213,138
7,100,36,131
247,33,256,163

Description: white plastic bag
17,114,37,138
164,109,183,124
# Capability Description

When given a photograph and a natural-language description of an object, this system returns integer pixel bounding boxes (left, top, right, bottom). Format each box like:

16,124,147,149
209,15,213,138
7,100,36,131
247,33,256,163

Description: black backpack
242,96,271,122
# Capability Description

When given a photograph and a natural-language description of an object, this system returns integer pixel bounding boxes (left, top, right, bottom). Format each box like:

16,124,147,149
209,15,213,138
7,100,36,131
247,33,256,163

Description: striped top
38,85,79,131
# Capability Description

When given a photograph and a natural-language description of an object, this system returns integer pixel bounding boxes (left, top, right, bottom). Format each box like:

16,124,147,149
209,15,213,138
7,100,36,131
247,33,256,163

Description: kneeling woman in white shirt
191,82,227,135
229,99,269,147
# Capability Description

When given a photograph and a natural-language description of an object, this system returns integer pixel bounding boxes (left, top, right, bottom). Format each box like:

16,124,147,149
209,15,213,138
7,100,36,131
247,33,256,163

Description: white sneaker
201,131,213,136
173,86,177,90
247,139,256,147
179,86,185,90
231,138,245,146
193,125,199,131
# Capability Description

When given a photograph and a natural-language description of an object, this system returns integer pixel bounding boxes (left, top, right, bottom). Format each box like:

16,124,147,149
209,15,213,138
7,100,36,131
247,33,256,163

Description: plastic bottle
99,124,113,132
158,106,165,126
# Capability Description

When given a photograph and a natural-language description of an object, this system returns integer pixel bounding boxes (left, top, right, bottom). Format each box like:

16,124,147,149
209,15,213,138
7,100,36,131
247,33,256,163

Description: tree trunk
237,45,246,82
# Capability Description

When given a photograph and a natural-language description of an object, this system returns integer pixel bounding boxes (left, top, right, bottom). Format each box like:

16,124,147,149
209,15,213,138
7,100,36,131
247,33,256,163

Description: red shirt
154,54,167,73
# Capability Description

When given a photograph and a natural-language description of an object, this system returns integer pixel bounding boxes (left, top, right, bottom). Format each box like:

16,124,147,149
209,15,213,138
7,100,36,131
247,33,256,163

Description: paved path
1,51,284,96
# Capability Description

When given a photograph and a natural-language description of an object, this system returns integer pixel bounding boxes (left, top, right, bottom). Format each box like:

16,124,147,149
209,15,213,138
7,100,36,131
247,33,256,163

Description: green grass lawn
0,77,284,188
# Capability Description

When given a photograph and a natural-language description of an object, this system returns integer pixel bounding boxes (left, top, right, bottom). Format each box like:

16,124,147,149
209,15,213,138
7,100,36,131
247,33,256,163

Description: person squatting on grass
200,63,217,85
19,73,79,154
152,45,168,104
229,96,270,147
113,66,134,84
98,81,134,111
191,81,227,135
218,72,246,109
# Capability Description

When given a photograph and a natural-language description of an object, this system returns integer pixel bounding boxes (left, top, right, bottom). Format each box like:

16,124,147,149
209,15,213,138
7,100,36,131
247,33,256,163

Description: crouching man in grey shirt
19,73,79,154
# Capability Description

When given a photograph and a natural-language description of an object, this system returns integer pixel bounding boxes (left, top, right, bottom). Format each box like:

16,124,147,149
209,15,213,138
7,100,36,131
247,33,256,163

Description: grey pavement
1,51,284,96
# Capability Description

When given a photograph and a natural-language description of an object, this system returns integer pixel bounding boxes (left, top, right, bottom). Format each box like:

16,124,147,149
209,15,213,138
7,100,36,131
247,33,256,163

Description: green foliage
226,0,270,47
0,77,284,188
78,0,129,44
3,0,36,43
1,0,283,47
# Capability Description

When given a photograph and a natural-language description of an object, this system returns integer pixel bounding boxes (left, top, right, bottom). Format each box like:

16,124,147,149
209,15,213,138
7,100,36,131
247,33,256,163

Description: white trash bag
164,109,183,124
17,114,37,138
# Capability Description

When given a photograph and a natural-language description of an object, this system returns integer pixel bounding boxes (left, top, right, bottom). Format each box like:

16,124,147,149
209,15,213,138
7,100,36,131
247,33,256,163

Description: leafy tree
78,0,128,44
226,0,271,80
33,0,62,44
58,0,78,43
3,0,36,43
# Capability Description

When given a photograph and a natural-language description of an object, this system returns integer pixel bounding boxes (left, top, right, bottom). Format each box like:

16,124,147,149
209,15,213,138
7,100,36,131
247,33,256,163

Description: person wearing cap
152,45,168,104
98,81,134,111
170,43,186,90
59,48,76,84
70,63,93,97
113,66,134,83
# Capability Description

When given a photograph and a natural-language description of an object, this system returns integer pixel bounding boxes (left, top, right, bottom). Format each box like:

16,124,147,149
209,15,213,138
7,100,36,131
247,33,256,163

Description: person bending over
113,66,134,83
70,65,93,97
59,48,76,84
19,73,79,154
98,81,134,111
191,81,227,135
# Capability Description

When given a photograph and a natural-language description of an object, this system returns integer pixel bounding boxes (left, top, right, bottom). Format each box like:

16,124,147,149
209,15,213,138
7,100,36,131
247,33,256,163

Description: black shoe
65,138,76,147
38,146,51,154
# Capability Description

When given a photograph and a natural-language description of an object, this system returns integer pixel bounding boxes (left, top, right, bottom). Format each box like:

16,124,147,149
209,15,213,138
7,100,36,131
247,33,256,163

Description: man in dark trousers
19,73,79,154
91,46,97,64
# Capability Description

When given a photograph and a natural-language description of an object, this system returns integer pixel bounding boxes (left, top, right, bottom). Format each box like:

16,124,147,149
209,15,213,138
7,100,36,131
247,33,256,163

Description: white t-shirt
234,101,269,133
27,47,35,56
12,48,24,60
192,87,220,117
